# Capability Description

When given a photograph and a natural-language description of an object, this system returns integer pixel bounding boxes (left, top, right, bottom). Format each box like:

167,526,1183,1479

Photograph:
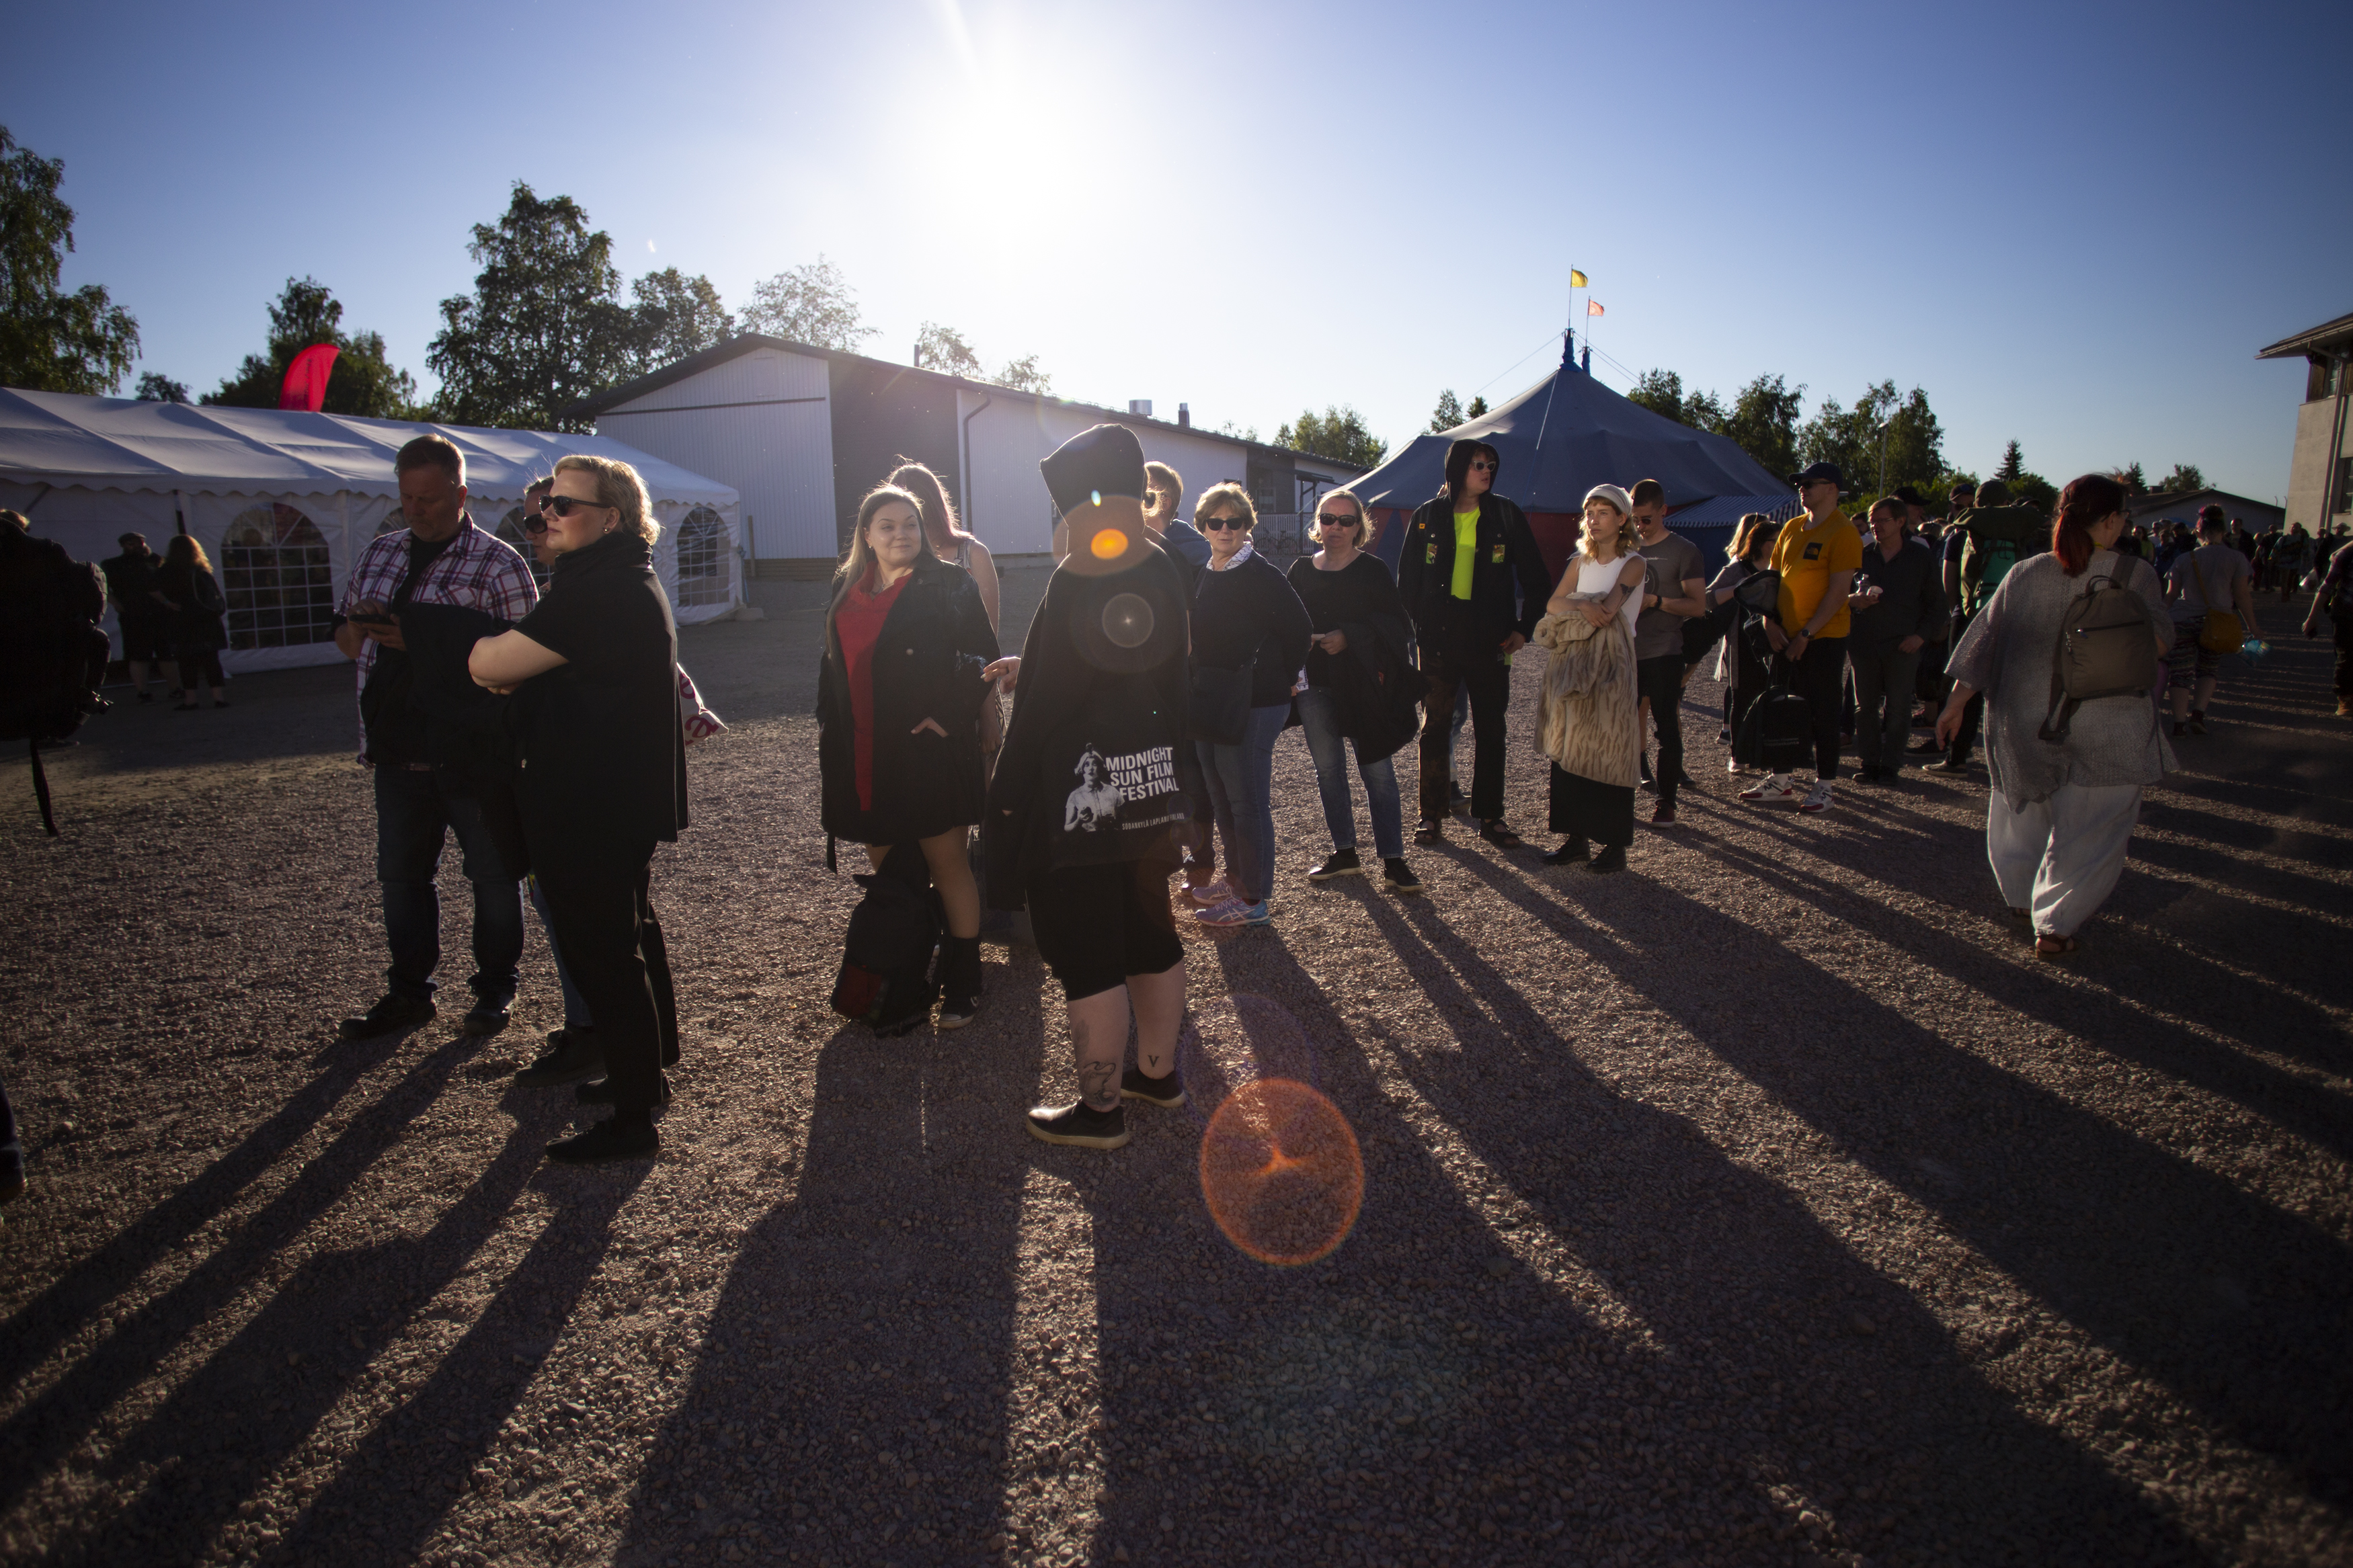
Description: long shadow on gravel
0,1026,413,1408
1454,844,2353,1514
610,948,1049,1568
0,1024,489,1517
1329,884,2210,1566
65,1094,619,1567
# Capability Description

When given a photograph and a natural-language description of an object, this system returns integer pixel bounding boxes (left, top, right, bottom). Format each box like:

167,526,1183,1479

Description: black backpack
1737,685,1812,773
828,843,940,1036
0,522,110,836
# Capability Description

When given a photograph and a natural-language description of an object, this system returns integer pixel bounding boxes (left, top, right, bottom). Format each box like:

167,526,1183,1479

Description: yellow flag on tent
1570,269,1589,288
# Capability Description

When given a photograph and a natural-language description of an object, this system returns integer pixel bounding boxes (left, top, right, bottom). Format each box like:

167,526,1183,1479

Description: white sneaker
1799,780,1835,813
1739,773,1798,803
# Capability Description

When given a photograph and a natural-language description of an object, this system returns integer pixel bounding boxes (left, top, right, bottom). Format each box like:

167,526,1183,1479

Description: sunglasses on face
1200,515,1249,532
1316,514,1360,530
521,509,551,534
536,494,613,519
1469,460,1497,472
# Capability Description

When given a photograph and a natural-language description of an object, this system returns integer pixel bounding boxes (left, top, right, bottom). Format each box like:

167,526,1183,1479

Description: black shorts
117,616,171,663
1026,859,1184,1001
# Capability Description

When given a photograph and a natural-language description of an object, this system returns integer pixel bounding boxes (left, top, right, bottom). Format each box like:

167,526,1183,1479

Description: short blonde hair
1145,461,1184,511
1195,481,1256,531
554,454,661,544
1310,489,1375,548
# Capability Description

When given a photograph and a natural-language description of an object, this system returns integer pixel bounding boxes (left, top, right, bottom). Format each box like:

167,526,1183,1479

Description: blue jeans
1196,703,1289,904
374,766,524,1004
1296,687,1404,860
528,875,593,1029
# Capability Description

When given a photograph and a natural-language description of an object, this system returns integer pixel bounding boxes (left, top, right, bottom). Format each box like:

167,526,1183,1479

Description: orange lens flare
1089,527,1127,560
1199,1078,1363,1266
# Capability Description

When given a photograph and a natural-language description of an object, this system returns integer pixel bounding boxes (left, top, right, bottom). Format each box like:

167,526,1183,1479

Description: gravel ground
2,563,2349,1568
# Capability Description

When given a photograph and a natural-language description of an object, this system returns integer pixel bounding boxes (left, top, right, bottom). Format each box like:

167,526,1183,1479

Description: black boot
1543,836,1589,866
936,935,984,1030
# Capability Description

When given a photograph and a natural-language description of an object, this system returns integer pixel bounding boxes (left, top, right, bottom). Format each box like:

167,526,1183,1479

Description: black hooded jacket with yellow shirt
1394,492,1556,659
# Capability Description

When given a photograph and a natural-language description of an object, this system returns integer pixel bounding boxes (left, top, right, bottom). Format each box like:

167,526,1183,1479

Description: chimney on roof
1129,400,1153,418
1177,403,1190,429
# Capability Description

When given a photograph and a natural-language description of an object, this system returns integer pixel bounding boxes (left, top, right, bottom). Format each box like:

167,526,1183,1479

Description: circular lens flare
1101,591,1153,649
1090,527,1127,560
1200,1078,1363,1266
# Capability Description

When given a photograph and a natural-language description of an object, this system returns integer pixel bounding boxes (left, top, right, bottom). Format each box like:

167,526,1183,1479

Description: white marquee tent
0,389,746,673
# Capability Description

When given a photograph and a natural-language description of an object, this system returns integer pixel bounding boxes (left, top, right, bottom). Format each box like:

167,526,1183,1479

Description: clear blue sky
12,0,2349,501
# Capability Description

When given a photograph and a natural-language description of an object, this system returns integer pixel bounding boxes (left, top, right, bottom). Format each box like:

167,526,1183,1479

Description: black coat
156,561,228,651
1393,492,1554,657
817,554,1000,845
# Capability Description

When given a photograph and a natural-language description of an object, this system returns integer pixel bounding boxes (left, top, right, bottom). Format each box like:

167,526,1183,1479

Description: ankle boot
937,936,984,1029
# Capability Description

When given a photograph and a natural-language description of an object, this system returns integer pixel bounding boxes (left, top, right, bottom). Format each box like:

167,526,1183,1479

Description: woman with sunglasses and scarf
1395,439,1554,850
469,456,688,1165
1188,483,1314,928
1286,489,1420,894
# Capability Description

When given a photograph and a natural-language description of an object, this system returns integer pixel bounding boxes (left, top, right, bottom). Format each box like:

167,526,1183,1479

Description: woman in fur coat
1535,486,1649,873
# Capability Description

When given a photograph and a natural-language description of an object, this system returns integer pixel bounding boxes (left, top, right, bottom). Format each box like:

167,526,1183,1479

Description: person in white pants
1939,474,2174,959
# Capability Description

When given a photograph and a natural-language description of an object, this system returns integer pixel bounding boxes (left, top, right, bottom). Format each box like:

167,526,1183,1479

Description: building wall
954,394,1252,555
828,358,962,552
594,345,836,561
2284,386,2351,533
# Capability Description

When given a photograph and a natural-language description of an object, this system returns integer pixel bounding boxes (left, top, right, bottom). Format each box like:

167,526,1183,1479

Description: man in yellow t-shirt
1741,462,1862,813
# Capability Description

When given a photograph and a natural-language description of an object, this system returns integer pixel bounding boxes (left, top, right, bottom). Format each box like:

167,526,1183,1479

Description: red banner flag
1586,300,1605,317
278,343,340,411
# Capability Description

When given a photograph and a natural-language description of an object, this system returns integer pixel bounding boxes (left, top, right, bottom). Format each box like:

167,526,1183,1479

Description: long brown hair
1726,512,1779,564
166,533,212,573
834,483,935,600
887,459,967,554
2052,474,2126,577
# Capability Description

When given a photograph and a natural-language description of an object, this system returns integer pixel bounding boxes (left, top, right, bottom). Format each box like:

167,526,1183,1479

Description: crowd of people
5,417,2351,1186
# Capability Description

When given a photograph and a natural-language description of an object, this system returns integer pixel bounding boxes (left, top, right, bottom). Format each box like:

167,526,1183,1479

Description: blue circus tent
1356,341,1794,577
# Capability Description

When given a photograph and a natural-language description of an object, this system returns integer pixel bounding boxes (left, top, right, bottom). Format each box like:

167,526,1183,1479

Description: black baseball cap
1788,461,1844,489
1892,485,1925,506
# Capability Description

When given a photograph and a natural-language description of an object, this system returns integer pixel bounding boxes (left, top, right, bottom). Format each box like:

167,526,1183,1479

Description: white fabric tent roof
0,388,737,509
0,388,748,671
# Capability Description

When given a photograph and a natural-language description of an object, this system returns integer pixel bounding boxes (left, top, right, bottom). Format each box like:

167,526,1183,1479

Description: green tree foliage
428,184,637,431
740,255,877,352
1274,406,1388,469
2119,461,2148,494
1429,388,1464,433
1995,440,2024,483
2156,462,2205,495
0,125,140,394
1465,395,1488,421
204,276,423,419
1798,382,1946,501
993,354,1051,395
631,267,733,370
1627,369,1686,423
1724,374,1805,481
915,322,983,378
135,372,189,403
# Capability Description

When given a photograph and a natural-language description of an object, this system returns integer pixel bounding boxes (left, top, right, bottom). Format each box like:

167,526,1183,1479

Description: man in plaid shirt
332,435,540,1044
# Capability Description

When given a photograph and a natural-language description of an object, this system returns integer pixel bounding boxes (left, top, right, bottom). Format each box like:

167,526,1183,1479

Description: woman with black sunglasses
1286,490,1419,893
469,456,687,1164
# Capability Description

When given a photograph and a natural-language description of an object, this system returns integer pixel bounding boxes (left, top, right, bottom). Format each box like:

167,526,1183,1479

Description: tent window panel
221,503,336,650
675,507,729,606
495,506,553,591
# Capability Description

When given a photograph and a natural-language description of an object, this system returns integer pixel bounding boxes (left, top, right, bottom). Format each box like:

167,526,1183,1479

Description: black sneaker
577,1073,672,1108
1119,1066,1186,1108
1308,848,1363,882
1382,857,1423,893
335,993,436,1042
1025,1101,1129,1149
1927,759,1969,775
462,999,512,1037
546,1117,657,1165
1585,843,1628,875
517,1032,607,1087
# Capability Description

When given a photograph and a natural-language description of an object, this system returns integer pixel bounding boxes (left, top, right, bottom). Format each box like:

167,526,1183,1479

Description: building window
2310,358,2339,403
495,505,553,591
674,506,730,606
220,503,336,650
2336,456,2351,516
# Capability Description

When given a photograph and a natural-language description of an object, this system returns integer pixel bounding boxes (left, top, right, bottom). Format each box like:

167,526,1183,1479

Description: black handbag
1187,659,1254,745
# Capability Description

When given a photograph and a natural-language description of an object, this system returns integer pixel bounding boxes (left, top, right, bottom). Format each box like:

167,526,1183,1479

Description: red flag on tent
278,343,340,411
1587,300,1605,317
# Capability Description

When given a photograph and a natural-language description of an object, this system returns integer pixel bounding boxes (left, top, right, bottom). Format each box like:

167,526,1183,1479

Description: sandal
1414,818,1444,845
1478,819,1524,850
2035,934,2081,960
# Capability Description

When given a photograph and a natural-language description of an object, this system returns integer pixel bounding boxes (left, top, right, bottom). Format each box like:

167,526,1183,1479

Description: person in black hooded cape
986,423,1192,1151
